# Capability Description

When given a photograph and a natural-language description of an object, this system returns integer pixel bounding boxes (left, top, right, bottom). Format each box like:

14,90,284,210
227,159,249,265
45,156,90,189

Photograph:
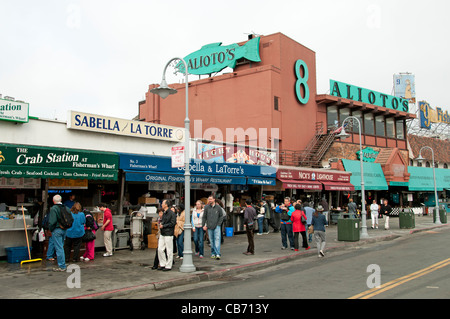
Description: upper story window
364,113,375,135
375,115,385,137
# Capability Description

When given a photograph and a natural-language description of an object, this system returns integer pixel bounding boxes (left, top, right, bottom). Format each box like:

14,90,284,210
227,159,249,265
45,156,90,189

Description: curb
70,223,450,299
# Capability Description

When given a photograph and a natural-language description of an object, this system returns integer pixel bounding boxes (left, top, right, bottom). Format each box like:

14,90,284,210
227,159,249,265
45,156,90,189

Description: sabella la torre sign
67,111,185,142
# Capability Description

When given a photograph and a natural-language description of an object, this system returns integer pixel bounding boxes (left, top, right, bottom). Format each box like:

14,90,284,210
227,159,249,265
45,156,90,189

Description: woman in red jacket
291,204,310,251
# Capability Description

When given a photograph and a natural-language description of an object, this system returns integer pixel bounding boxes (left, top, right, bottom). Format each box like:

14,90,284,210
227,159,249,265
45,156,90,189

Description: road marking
349,258,450,299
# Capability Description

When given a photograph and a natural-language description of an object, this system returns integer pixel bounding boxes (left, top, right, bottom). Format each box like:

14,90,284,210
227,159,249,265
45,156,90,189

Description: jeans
52,228,67,269
280,223,294,249
193,227,204,256
46,235,56,259
307,224,313,242
208,226,221,257
176,231,184,258
257,217,264,234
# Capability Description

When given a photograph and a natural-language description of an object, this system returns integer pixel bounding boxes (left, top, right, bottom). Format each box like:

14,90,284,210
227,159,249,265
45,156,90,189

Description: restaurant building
139,32,449,211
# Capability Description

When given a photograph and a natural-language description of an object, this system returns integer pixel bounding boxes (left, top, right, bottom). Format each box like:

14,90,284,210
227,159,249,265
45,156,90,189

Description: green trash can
399,208,415,229
433,208,448,224
337,218,360,241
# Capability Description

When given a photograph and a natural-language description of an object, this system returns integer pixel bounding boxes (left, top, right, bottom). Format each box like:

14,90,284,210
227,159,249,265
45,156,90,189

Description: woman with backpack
81,209,98,261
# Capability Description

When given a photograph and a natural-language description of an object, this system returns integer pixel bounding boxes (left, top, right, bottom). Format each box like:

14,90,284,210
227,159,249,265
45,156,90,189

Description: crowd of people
43,194,112,272
42,192,394,272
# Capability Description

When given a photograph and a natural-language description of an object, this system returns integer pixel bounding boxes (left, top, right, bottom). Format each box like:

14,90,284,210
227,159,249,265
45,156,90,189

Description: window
396,119,405,139
444,163,448,169
327,105,338,129
364,113,375,135
339,107,350,124
274,96,279,111
375,115,385,137
435,162,439,168
351,110,363,133
426,161,431,168
410,159,414,166
386,118,395,138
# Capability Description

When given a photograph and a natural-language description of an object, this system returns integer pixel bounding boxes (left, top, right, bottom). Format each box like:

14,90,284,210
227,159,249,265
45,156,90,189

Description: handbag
307,225,314,234
301,214,307,225
82,229,96,242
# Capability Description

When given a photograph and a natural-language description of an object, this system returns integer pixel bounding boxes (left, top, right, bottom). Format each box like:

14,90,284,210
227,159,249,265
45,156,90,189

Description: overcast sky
1,0,449,121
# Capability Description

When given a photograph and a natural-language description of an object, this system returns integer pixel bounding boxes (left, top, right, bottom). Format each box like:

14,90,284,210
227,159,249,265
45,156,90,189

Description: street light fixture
151,57,196,272
337,117,369,239
415,146,440,224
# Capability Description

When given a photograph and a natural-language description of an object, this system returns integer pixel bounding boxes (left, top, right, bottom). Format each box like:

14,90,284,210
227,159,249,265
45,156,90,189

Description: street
130,226,450,300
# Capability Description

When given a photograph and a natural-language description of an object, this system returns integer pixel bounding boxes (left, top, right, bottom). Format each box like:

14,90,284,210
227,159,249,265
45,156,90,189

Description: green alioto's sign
176,37,261,75
0,143,118,180
330,79,410,112
356,147,379,163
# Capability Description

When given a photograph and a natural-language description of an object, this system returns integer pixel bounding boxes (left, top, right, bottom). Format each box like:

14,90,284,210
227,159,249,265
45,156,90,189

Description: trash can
337,218,360,241
433,208,448,224
399,208,415,229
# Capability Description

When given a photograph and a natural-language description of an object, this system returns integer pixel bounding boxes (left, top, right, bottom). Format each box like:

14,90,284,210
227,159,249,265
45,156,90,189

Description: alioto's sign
330,79,409,112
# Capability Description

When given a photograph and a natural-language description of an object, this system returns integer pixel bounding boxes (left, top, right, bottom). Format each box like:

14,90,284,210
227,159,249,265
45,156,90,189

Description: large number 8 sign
294,59,309,104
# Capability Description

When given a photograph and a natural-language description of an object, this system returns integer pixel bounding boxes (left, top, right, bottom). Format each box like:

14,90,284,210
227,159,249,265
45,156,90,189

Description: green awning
407,166,450,191
0,143,118,181
342,159,388,191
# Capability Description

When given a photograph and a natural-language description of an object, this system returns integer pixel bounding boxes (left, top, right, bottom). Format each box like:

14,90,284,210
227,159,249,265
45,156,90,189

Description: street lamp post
336,116,369,239
415,146,440,224
150,57,196,272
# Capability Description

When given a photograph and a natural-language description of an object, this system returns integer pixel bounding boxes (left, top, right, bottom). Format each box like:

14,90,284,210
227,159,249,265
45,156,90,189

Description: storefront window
350,110,363,133
364,113,374,135
375,115,385,136
386,117,395,138
396,119,405,139
327,106,338,129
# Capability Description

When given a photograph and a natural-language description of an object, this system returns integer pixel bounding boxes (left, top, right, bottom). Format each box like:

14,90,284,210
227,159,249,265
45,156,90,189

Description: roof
408,134,450,163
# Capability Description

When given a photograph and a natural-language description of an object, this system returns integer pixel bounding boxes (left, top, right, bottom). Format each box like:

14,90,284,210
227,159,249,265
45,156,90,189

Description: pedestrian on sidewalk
348,198,357,218
303,202,315,242
192,200,205,258
82,209,98,261
158,200,177,271
99,203,114,257
275,197,295,250
380,199,392,230
174,204,185,260
311,205,328,257
48,194,68,271
291,204,310,251
370,200,380,229
243,198,257,255
64,202,85,262
203,196,224,260
256,200,266,236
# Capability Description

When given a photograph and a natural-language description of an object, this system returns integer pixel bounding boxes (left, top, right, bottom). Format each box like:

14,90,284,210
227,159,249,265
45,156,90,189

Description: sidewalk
0,214,448,299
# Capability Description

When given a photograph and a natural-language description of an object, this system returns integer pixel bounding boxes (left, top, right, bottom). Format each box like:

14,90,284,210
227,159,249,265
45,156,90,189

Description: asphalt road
135,226,450,300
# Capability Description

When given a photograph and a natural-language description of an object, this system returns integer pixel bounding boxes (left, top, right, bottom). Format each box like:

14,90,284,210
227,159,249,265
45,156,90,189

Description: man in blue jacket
275,197,295,250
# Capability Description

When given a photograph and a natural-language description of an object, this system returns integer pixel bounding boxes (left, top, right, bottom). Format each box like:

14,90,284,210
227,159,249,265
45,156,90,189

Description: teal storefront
341,159,388,191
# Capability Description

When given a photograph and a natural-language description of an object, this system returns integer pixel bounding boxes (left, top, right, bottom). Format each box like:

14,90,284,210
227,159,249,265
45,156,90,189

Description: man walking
99,203,114,257
380,199,392,230
48,194,68,271
303,202,315,242
203,196,224,260
158,199,177,271
275,197,295,250
348,198,357,218
311,205,328,257
243,198,257,255
370,200,379,229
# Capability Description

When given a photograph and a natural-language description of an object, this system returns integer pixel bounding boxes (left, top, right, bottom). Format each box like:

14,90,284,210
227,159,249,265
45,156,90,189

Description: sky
1,0,449,121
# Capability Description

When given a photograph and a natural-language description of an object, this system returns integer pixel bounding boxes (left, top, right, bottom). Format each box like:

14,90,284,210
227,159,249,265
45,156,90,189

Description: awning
322,181,354,191
407,166,450,191
0,143,118,181
341,159,388,191
124,171,246,185
279,179,322,190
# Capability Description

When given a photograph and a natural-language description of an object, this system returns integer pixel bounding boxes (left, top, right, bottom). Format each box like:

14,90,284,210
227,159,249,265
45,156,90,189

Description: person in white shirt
370,200,379,229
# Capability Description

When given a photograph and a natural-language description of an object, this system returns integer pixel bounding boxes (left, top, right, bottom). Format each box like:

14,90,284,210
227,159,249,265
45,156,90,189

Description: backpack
280,210,290,221
58,205,74,229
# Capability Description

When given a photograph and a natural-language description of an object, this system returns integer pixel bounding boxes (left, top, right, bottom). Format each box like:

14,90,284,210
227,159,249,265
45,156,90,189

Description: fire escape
279,122,337,168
